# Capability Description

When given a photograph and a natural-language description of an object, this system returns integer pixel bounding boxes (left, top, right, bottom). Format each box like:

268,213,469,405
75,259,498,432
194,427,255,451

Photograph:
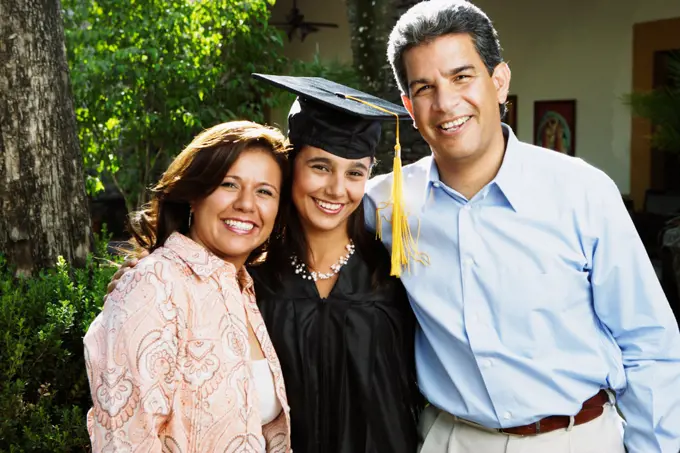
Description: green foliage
0,229,121,452
625,51,680,154
63,0,289,212
345,0,396,95
258,50,366,132
289,51,367,96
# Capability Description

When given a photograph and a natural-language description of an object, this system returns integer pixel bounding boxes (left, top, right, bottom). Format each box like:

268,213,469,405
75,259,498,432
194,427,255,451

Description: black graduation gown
249,240,420,453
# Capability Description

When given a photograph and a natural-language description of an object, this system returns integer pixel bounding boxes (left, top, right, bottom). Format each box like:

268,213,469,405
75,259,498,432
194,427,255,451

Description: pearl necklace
291,241,355,281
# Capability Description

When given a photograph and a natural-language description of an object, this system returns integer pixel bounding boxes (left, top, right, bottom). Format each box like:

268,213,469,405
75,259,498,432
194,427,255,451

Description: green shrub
0,230,121,452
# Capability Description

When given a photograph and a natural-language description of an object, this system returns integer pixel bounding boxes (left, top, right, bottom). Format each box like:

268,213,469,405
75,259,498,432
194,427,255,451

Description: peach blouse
84,232,291,452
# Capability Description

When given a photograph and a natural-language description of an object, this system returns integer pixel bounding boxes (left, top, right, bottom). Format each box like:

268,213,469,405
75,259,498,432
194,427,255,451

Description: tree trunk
0,0,91,275
345,0,429,174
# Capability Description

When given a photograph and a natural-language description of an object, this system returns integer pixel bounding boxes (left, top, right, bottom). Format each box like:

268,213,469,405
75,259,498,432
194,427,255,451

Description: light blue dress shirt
364,126,680,453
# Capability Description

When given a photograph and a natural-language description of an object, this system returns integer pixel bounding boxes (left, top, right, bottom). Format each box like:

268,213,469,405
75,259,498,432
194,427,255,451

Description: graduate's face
292,146,371,235
189,148,282,268
401,33,510,164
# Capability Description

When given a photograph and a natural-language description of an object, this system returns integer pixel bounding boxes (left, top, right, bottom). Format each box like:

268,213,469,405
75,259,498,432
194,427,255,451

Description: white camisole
251,359,282,425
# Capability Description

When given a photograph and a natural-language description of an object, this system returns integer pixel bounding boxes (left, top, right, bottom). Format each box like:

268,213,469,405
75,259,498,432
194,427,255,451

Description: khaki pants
418,403,625,453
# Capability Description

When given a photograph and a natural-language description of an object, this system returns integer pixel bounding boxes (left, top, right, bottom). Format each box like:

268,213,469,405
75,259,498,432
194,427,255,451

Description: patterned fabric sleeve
84,259,182,451
262,411,289,453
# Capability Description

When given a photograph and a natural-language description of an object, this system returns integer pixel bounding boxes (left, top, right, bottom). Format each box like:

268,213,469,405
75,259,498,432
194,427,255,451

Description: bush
0,231,120,452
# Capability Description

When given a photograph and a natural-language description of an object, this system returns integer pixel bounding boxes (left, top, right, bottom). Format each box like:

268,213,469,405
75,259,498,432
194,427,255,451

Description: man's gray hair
387,0,504,97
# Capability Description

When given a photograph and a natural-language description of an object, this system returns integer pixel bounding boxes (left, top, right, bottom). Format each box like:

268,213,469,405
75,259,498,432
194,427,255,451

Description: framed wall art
533,99,576,156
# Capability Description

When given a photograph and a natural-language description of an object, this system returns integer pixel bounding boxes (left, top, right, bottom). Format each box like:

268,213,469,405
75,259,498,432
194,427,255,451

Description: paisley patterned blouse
84,232,291,452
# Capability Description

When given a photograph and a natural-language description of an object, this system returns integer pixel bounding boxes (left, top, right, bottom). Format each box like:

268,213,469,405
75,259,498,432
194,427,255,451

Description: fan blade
303,22,338,28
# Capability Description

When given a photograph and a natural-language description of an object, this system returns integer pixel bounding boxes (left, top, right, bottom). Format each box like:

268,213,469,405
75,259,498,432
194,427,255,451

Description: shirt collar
163,232,254,289
492,124,529,213
426,124,529,213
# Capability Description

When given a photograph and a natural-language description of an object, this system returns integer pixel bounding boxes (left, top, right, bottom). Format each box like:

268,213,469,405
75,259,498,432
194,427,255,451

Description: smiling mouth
313,198,344,214
438,116,472,132
223,219,256,234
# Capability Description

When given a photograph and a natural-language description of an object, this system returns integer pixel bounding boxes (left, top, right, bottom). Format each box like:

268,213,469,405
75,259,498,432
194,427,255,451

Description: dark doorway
650,50,680,193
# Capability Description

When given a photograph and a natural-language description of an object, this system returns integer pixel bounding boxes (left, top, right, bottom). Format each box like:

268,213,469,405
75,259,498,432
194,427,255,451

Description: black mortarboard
251,73,410,159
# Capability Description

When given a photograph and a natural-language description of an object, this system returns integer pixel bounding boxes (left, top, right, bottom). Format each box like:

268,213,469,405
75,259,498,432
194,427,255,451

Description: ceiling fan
270,0,339,42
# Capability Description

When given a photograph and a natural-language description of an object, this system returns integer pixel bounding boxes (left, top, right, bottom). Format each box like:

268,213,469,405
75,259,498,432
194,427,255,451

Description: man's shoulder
366,155,432,199
516,140,614,189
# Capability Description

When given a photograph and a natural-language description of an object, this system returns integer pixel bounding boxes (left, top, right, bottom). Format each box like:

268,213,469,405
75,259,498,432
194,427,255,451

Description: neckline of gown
300,251,356,300
252,245,396,303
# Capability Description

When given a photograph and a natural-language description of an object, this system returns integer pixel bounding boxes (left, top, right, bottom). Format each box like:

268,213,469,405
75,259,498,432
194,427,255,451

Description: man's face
401,33,510,164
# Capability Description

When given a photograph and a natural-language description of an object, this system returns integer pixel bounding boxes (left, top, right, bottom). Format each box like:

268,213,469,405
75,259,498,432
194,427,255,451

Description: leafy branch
624,51,680,154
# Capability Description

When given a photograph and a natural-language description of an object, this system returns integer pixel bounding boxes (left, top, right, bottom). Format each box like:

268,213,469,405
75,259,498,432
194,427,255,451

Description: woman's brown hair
128,120,289,263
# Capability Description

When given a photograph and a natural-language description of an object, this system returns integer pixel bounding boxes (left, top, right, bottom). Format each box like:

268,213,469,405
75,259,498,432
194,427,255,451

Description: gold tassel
339,93,428,277
389,146,407,276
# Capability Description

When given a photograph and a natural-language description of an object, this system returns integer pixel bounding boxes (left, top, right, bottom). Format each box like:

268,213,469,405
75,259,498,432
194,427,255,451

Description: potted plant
625,51,680,308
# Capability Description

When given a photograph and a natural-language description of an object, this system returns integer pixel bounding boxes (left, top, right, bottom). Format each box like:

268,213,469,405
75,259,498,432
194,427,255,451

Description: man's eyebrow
408,64,477,91
408,78,430,91
445,64,476,76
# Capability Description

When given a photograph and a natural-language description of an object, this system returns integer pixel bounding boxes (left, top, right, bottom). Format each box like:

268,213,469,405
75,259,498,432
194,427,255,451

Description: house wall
270,0,353,63
472,0,680,195
271,0,680,196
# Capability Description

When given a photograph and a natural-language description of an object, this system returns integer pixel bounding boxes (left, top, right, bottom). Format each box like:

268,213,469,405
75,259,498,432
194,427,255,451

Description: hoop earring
188,211,193,228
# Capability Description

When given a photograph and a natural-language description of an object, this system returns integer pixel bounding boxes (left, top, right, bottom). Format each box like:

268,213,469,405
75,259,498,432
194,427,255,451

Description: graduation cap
252,73,428,277
252,73,410,159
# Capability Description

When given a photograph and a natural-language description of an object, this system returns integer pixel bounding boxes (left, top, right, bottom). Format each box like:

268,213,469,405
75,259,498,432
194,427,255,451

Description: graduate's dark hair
264,147,391,288
387,0,507,118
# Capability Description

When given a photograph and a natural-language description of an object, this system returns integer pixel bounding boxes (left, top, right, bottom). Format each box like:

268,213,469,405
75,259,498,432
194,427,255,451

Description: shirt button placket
459,202,476,329
459,203,491,378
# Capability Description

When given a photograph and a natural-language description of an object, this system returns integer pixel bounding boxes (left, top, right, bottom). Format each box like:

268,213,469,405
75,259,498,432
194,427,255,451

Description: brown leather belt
498,389,610,436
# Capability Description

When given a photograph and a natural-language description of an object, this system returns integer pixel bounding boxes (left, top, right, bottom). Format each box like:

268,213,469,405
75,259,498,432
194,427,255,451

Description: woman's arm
85,258,180,451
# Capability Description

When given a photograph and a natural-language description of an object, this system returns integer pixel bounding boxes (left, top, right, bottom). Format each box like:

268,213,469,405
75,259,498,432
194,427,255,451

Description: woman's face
292,145,371,235
189,147,282,268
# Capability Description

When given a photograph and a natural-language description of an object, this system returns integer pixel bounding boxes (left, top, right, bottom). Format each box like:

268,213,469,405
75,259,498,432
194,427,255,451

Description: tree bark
0,0,91,274
345,0,429,173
